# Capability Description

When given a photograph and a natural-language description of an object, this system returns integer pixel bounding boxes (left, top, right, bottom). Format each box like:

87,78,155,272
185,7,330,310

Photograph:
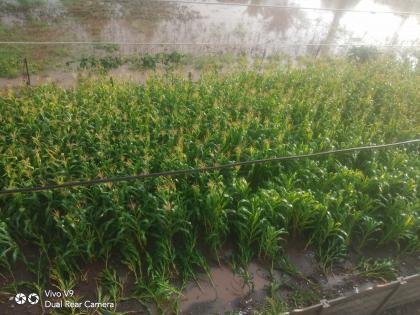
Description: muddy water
179,245,384,314
1,0,420,85
1,0,420,51
180,262,270,314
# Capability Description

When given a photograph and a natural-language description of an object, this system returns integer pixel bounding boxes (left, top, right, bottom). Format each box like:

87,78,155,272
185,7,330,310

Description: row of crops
0,56,419,312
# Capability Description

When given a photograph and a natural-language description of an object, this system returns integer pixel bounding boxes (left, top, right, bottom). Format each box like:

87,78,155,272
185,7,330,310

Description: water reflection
245,0,305,36
376,0,420,16
0,0,419,56
375,0,420,45
317,0,362,55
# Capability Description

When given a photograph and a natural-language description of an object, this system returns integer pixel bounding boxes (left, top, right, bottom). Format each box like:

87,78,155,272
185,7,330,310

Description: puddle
322,273,349,289
180,262,271,314
2,244,417,314
108,64,149,84
181,264,241,314
0,71,77,89
284,239,318,277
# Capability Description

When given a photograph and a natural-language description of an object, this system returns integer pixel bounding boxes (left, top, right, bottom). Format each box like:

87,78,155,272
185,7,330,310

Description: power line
0,41,419,48
0,139,418,195
158,0,420,16
0,41,232,46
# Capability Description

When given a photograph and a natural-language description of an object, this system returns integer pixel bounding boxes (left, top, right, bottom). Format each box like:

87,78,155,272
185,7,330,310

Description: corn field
0,57,419,313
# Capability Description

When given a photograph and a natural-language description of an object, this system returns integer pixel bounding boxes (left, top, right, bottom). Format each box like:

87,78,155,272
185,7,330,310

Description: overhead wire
1,0,419,48
157,0,420,16
0,139,419,195
0,41,418,48
0,3,419,197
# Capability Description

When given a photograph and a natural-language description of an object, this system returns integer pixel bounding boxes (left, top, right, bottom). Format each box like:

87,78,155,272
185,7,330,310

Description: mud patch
0,71,77,89
283,239,318,277
180,261,272,315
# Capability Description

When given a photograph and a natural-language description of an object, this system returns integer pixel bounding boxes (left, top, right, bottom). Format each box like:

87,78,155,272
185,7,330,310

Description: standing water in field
1,0,420,53
0,0,420,85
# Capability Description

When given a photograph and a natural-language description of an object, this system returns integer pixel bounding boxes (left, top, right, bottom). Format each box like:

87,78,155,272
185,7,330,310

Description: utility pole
24,58,31,86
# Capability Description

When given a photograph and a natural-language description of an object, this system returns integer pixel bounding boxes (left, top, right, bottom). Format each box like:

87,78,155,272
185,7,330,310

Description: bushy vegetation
0,57,419,312
0,46,43,79
77,51,186,73
357,258,398,281
347,46,379,63
130,51,186,70
0,42,64,78
79,55,125,71
0,45,25,78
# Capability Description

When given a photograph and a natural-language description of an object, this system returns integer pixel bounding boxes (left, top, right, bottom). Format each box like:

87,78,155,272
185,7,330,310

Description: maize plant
0,56,419,311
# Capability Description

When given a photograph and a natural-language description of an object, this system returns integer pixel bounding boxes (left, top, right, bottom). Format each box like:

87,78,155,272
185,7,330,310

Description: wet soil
1,244,419,314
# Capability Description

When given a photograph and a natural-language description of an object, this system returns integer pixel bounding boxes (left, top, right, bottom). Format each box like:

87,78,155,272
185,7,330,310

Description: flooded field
1,2,420,315
1,0,420,48
1,0,420,87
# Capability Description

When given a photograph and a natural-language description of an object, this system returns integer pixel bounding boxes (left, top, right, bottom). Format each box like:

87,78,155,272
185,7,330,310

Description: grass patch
0,47,24,78
79,55,125,72
0,45,48,78
129,51,187,70
357,258,398,282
